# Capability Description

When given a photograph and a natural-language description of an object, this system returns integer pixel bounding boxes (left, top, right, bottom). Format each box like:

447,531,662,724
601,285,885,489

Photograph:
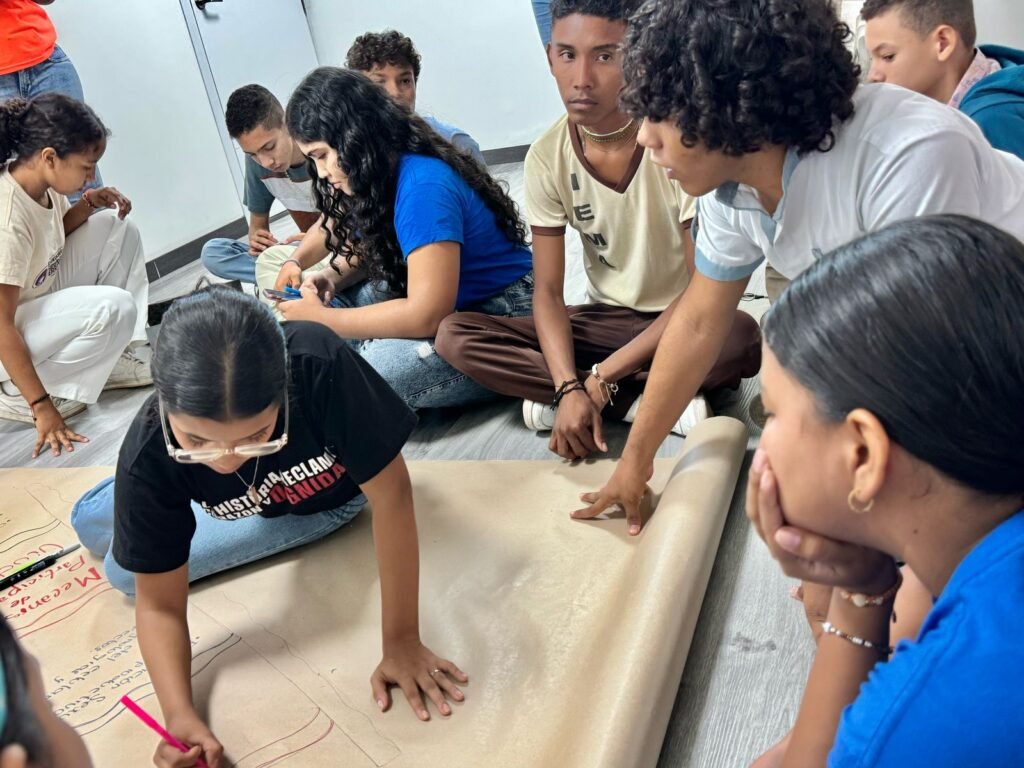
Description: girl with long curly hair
263,66,533,409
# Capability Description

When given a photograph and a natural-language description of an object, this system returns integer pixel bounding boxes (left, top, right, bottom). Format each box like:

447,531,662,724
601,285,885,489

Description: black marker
0,544,82,591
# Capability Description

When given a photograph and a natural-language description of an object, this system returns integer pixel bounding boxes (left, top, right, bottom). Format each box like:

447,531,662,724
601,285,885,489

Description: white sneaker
0,385,86,424
623,393,711,437
104,346,153,390
522,399,557,431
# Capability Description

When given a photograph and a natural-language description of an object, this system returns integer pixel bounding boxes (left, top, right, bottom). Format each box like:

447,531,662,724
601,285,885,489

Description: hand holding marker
121,695,210,768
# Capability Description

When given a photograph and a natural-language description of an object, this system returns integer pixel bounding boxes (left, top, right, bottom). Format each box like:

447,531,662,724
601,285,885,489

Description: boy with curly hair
346,30,483,163
862,0,1024,158
435,0,762,461
577,0,1024,524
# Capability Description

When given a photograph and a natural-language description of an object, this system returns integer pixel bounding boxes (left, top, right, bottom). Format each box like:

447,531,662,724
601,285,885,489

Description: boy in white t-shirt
577,0,1024,535
436,0,761,462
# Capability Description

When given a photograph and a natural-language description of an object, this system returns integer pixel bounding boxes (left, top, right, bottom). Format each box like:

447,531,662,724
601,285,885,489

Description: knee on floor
432,314,460,361
103,555,137,597
200,237,240,269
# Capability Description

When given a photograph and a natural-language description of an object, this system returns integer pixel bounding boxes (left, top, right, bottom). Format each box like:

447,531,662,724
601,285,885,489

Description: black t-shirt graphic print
112,322,416,574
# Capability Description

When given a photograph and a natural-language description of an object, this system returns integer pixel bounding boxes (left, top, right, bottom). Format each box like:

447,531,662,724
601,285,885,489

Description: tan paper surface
0,416,746,767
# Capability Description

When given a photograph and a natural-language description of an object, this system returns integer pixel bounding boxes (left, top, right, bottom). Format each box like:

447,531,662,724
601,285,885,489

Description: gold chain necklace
578,118,640,144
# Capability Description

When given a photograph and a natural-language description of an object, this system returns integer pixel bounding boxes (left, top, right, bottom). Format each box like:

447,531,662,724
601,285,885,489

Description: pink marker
119,694,209,768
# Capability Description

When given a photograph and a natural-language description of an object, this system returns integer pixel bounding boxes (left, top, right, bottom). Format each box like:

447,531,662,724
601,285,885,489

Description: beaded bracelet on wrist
821,621,893,656
839,568,904,608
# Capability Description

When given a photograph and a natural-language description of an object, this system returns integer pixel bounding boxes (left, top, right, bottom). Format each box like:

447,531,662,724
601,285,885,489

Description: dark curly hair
225,84,284,138
345,30,422,80
550,0,641,23
621,0,861,155
286,67,527,296
0,93,108,164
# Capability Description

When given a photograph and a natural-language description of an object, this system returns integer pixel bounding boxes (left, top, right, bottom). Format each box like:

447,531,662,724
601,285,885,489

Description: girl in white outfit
0,92,150,458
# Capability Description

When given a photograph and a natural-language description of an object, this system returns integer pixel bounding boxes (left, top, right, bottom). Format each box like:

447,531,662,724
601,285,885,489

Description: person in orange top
0,0,101,192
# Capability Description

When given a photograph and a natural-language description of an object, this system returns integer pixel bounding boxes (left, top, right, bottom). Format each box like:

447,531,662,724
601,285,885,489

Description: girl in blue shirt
271,67,533,409
748,215,1024,766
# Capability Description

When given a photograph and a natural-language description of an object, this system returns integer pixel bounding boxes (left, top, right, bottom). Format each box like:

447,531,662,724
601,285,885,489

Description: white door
179,0,320,204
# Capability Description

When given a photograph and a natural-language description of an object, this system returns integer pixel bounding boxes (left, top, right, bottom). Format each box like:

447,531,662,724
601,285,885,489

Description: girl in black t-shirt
71,287,466,768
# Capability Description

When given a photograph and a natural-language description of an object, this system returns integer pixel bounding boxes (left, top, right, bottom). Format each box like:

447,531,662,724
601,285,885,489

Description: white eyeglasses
159,395,289,464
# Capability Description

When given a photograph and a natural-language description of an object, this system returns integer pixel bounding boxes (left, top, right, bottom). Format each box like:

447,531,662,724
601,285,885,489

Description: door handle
195,0,222,10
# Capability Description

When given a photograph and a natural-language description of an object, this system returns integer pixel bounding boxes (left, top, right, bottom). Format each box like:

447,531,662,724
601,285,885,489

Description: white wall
46,1,242,261
975,0,1024,48
303,1,565,151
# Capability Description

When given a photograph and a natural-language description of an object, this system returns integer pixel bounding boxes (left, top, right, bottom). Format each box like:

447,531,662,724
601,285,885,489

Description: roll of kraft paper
3,416,748,768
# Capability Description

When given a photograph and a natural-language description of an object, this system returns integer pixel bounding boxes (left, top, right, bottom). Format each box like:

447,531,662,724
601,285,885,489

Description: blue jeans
339,272,535,409
201,238,256,283
0,46,102,195
532,0,552,46
70,477,365,597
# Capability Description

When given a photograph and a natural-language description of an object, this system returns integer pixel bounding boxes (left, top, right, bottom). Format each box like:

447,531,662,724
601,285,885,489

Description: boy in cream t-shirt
435,0,761,461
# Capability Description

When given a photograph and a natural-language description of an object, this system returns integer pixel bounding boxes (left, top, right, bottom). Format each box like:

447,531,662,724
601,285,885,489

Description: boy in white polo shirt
435,0,762,461
577,0,1024,534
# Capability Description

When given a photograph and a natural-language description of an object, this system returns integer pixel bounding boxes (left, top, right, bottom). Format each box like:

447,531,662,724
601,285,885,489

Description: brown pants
435,303,762,420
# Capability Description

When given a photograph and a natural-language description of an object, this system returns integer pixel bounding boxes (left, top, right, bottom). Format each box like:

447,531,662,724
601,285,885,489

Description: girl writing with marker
72,287,465,768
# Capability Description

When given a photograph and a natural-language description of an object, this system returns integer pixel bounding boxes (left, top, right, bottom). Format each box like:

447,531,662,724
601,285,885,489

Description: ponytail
0,99,31,163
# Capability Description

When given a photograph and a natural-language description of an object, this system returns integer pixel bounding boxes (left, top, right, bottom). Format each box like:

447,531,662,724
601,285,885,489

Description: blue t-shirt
829,509,1024,767
393,153,532,308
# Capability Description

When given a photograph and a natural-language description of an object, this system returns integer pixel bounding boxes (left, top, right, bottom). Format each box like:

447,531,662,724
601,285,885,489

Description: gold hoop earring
848,489,875,514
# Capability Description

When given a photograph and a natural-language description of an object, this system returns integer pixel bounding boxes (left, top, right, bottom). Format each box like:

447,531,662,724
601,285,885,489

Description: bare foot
750,730,792,768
